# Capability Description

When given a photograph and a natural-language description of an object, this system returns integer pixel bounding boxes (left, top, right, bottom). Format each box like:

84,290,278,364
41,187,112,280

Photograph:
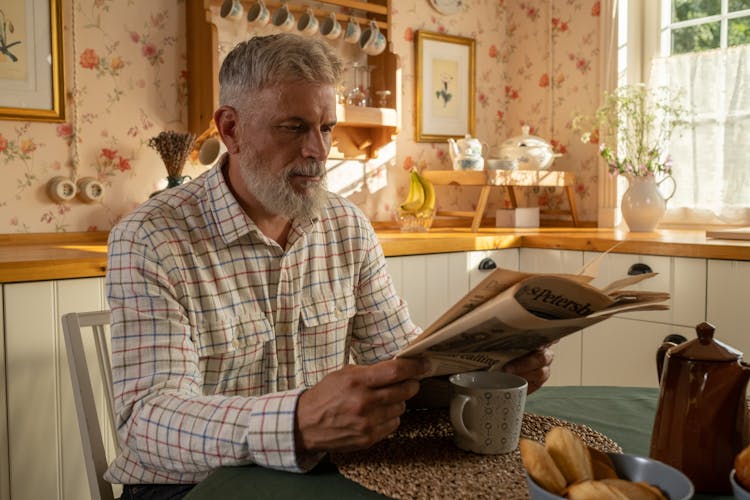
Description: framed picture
415,30,475,142
0,0,65,122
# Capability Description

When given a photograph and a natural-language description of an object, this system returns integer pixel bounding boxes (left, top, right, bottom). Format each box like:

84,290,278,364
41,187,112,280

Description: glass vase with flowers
574,84,688,231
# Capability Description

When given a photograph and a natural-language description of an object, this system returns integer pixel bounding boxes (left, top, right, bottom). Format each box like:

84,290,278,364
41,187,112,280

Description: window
632,0,750,226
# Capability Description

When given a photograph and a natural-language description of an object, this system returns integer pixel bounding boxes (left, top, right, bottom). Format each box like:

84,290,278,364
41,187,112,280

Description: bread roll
545,426,594,483
566,480,628,500
519,438,566,495
736,443,750,490
588,446,618,480
600,478,666,500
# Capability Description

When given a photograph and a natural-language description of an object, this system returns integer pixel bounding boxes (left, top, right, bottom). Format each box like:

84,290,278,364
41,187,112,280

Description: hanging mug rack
219,0,388,32
189,0,399,159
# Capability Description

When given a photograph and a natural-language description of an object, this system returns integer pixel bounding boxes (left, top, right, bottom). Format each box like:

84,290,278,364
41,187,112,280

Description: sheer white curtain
650,45,750,226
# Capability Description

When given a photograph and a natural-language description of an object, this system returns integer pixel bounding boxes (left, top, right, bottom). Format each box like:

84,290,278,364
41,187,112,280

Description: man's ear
214,105,241,154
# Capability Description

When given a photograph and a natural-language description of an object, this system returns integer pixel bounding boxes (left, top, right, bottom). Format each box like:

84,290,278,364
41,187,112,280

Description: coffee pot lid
669,322,742,362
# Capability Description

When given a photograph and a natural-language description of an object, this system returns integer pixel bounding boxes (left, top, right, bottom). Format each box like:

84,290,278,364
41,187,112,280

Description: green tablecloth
185,386,729,500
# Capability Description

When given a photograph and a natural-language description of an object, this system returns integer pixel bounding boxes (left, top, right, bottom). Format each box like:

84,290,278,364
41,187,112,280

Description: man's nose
301,129,330,161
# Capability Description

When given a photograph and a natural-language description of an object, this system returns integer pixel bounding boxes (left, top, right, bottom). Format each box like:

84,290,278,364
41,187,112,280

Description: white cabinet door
0,286,7,500
519,248,585,386
581,317,695,387
584,252,706,327
580,253,706,387
466,249,520,290
3,278,106,500
707,259,750,356
386,252,469,330
386,249,519,331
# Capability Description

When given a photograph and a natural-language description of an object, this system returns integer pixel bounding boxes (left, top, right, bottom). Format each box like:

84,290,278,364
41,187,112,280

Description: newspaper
396,266,670,377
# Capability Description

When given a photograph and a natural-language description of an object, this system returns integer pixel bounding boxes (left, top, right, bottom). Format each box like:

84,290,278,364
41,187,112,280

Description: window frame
624,0,750,228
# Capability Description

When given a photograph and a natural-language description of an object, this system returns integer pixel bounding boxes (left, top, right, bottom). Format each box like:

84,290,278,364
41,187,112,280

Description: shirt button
231,339,239,348
335,307,344,319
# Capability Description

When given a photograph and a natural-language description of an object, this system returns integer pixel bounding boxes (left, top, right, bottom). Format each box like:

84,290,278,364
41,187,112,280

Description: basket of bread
521,426,694,500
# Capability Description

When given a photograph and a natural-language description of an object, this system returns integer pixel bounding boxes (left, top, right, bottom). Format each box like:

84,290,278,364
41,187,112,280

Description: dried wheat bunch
147,130,196,178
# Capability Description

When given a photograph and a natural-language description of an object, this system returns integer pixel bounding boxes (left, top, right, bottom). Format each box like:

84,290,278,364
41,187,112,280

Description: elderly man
106,33,553,500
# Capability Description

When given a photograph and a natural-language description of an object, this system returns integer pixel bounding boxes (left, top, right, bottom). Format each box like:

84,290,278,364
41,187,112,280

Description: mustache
288,160,326,178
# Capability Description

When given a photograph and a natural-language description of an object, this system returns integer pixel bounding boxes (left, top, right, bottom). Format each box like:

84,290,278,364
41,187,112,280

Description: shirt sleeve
106,225,319,475
349,223,422,365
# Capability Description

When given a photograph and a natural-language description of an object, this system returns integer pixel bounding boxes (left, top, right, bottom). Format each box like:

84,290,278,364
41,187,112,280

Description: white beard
237,148,329,221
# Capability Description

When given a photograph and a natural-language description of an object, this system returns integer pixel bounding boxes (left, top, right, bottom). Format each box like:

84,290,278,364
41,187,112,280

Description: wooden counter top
1,228,749,283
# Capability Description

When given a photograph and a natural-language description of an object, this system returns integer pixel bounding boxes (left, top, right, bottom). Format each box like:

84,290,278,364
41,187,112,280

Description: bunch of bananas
400,169,436,216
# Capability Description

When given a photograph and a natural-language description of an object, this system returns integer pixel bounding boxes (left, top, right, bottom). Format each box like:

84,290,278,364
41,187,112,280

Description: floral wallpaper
0,0,603,233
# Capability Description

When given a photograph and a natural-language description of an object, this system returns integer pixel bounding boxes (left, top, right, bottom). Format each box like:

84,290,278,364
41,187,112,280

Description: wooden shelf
421,169,580,231
185,0,400,160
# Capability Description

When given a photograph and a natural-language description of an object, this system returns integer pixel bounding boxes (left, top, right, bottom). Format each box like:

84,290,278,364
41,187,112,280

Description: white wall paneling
387,249,520,331
519,248,586,386
0,285,8,500
707,259,750,357
581,317,696,387
3,278,107,500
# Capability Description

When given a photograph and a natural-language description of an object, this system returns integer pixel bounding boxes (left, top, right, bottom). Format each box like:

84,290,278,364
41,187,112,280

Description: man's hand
501,346,554,394
295,358,430,453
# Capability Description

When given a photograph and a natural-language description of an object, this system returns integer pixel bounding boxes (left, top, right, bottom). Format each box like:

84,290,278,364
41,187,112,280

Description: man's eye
321,124,335,134
282,124,305,133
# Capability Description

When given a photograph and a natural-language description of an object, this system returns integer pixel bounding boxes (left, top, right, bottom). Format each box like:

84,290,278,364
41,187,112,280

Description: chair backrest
62,310,119,500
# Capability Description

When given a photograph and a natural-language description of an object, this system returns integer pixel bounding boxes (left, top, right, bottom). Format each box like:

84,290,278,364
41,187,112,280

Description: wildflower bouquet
573,84,687,177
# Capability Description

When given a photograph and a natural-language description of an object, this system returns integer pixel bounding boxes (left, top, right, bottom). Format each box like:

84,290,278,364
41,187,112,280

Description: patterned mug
343,17,361,44
449,371,528,455
219,0,244,21
319,12,342,40
297,8,319,37
272,1,295,31
359,20,386,56
246,0,270,26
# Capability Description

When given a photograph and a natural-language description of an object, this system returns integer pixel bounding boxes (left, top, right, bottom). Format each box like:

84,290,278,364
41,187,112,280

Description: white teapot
447,134,488,171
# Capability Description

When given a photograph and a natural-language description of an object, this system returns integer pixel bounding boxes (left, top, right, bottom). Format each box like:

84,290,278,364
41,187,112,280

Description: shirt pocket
193,312,274,394
299,290,356,386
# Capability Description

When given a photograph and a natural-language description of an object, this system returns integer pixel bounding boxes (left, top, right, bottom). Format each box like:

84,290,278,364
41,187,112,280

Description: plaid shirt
104,160,419,485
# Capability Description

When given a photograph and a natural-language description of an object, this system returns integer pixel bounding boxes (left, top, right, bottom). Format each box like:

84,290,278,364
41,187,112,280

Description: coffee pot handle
656,333,687,382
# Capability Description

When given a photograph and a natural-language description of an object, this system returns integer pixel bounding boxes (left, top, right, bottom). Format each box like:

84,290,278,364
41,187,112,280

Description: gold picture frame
415,30,475,142
0,0,65,122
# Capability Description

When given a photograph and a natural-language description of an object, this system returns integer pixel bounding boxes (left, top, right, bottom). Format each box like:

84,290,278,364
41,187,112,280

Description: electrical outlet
47,176,77,203
77,177,105,203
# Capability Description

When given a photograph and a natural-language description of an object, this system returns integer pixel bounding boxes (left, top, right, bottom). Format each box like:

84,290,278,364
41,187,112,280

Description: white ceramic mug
359,20,386,56
343,17,361,44
219,0,244,20
319,12,342,40
272,1,295,31
449,371,527,455
296,8,319,36
246,0,270,26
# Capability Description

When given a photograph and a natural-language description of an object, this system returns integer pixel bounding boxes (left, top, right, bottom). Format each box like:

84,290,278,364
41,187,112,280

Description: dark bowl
525,452,694,500
732,469,750,499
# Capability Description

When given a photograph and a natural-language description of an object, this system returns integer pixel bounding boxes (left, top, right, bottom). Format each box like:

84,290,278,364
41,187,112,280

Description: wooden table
421,170,580,231
184,386,730,500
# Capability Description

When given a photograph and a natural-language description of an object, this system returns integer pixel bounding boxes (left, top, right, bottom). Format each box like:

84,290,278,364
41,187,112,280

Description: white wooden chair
62,310,120,500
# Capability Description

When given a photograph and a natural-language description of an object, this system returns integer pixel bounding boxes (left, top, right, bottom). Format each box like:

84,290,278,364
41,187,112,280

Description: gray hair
218,34,343,108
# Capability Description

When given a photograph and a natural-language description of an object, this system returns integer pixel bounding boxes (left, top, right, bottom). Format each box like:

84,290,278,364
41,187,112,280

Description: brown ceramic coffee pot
650,322,750,494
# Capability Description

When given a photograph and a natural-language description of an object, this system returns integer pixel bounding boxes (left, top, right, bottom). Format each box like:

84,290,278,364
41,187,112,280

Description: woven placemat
330,411,622,500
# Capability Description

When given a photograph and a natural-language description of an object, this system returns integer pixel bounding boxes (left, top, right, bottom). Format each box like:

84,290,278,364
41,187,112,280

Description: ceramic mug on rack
359,20,386,56
343,17,362,44
246,0,270,26
219,0,244,20
319,12,342,40
296,8,319,36
272,1,295,31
